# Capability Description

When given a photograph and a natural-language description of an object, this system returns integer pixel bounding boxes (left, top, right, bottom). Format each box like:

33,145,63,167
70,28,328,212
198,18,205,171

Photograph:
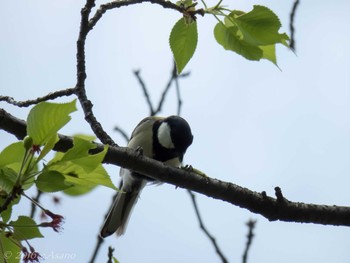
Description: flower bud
23,136,33,151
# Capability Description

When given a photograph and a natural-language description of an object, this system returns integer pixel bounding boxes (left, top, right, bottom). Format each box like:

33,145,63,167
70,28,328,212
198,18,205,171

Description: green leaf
0,232,21,263
36,171,73,192
37,133,59,162
232,5,289,46
63,184,95,196
260,44,278,65
0,167,17,193
46,137,116,195
0,195,20,223
0,142,25,167
214,22,263,60
169,17,198,74
113,257,121,263
10,216,43,240
60,137,97,164
27,100,77,146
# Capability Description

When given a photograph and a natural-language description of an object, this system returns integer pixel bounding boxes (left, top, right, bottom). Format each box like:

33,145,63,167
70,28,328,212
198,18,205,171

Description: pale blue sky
1,0,350,262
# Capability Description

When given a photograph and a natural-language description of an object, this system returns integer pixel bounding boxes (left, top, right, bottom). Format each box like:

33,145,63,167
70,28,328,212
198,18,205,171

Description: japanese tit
100,115,193,238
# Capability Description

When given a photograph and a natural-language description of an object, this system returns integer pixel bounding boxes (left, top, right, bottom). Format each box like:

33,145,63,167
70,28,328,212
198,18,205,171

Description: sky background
1,0,350,262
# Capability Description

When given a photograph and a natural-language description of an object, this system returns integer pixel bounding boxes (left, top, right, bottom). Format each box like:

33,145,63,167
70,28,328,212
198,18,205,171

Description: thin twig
242,220,256,263
289,0,300,51
188,190,229,263
89,0,205,30
173,69,182,116
155,62,184,114
29,190,43,219
133,70,155,116
107,246,115,263
0,88,76,107
114,126,130,142
89,191,119,263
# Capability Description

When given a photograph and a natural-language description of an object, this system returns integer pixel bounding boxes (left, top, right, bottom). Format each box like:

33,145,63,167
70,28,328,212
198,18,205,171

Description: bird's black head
154,115,193,162
164,115,193,154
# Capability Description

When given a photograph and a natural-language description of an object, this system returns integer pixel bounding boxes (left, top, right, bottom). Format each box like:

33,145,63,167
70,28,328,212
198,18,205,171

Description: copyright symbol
4,251,12,259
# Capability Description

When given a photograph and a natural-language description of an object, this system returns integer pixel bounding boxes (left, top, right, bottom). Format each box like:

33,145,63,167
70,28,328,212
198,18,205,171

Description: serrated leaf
0,232,21,263
46,137,116,195
214,22,263,60
169,17,198,74
60,137,96,163
230,5,289,46
27,100,77,146
36,171,73,192
10,216,43,240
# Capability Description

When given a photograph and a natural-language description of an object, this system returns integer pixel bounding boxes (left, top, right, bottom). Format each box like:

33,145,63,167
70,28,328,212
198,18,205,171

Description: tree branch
242,220,256,263
289,0,300,51
2,108,350,227
133,70,155,116
89,0,204,30
75,0,117,146
188,190,228,263
0,88,76,107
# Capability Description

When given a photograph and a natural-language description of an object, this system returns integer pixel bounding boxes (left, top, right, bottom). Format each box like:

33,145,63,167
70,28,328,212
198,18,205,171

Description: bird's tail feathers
100,190,141,238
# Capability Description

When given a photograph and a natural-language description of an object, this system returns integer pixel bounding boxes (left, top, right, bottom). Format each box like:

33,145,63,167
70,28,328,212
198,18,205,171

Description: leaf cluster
170,1,289,73
0,100,116,262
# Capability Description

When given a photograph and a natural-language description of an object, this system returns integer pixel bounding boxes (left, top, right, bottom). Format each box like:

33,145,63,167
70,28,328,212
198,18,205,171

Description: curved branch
0,88,76,107
75,0,117,146
289,0,300,51
89,0,204,30
2,108,350,227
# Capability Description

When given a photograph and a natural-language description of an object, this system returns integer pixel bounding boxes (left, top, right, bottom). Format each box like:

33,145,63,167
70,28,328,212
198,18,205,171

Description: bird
100,115,193,238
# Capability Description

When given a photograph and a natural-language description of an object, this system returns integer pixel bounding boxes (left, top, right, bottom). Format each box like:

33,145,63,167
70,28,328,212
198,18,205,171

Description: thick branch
2,109,350,227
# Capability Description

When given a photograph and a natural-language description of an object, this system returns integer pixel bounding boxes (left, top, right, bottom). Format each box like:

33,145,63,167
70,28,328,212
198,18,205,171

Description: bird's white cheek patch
158,122,175,149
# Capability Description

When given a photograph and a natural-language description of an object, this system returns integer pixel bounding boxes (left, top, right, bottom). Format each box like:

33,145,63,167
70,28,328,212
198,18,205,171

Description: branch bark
2,108,350,227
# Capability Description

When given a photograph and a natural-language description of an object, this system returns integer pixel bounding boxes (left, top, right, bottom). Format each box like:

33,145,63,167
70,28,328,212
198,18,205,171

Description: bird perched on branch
100,115,193,237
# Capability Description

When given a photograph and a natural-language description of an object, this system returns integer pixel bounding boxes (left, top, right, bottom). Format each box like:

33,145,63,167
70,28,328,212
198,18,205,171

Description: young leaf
10,216,44,240
46,137,116,195
260,44,278,65
0,167,18,193
232,5,289,46
37,133,59,162
0,232,21,263
169,17,198,74
0,142,25,167
27,100,77,146
36,171,73,192
214,22,263,60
